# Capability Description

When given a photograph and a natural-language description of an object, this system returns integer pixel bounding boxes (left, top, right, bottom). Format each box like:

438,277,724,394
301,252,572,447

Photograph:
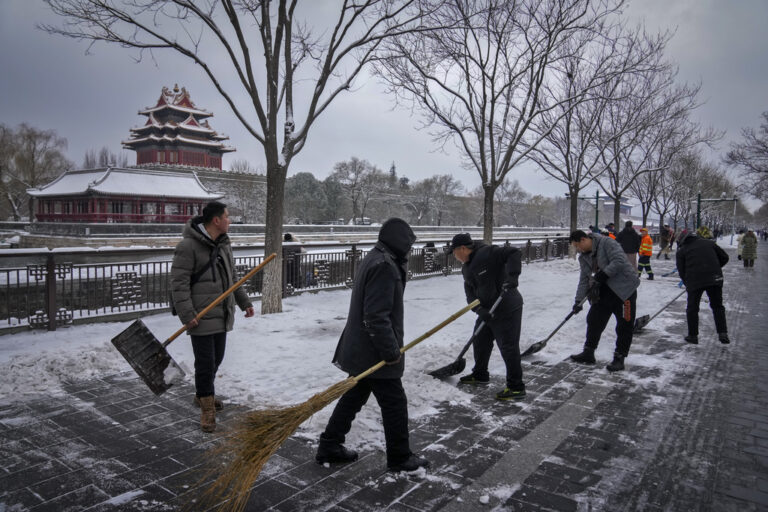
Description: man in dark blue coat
676,231,730,344
450,233,526,401
316,218,429,472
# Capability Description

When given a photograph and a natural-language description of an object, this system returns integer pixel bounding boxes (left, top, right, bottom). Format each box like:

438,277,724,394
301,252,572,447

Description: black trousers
585,287,636,357
471,307,524,390
321,377,410,465
686,285,727,336
191,332,227,398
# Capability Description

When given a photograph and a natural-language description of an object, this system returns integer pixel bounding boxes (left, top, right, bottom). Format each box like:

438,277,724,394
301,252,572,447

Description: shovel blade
428,357,466,379
111,319,185,396
633,314,651,333
521,340,546,357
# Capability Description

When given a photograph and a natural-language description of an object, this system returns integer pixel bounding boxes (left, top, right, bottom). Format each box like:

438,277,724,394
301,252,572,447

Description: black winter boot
684,335,698,344
606,353,625,372
388,454,430,472
647,274,654,280
570,347,596,364
718,332,730,344
316,440,358,465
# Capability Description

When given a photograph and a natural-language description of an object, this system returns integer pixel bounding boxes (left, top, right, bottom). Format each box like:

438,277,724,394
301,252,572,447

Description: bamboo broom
198,299,481,512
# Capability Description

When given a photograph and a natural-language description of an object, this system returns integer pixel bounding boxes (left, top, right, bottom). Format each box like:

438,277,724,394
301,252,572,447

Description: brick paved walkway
1,248,766,511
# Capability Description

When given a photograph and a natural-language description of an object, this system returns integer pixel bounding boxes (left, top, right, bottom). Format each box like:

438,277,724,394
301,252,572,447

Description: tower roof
138,84,212,118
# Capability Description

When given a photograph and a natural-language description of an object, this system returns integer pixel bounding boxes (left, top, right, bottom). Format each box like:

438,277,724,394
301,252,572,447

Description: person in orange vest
638,227,654,280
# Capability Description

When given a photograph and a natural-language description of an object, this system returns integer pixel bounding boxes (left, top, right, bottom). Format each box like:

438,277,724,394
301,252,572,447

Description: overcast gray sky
1,0,767,208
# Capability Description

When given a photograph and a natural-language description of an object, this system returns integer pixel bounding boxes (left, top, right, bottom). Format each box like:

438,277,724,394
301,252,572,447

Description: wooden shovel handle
164,252,277,346
353,299,481,382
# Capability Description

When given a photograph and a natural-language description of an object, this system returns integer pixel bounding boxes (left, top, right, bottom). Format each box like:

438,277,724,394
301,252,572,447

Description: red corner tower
123,84,234,170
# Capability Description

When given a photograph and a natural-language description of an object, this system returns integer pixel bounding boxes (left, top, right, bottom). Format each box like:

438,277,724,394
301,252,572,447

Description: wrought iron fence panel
0,238,567,330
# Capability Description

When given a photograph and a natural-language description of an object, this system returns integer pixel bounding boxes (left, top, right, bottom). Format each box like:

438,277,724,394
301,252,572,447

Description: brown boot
194,395,223,411
199,395,216,433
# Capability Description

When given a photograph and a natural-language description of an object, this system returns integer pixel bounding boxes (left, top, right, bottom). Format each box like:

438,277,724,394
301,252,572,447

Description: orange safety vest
608,233,616,240
639,234,653,256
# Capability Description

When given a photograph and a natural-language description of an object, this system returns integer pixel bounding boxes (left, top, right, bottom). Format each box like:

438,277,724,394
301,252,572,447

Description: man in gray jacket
171,201,254,433
569,230,640,372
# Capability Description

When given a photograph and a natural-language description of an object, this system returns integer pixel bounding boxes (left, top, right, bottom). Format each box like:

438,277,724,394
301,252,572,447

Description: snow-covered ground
0,246,727,455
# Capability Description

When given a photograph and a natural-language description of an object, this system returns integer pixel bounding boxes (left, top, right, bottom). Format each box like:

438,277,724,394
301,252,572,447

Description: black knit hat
447,233,474,254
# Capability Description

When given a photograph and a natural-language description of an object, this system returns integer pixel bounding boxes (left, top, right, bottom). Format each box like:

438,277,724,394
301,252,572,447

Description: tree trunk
262,163,288,314
613,201,621,230
482,185,495,243
569,194,579,232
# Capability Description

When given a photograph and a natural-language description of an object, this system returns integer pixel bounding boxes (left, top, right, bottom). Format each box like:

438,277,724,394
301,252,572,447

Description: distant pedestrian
736,229,745,261
638,228,654,280
657,225,672,260
569,230,640,372
616,221,641,268
171,201,255,433
283,233,304,289
316,218,430,473
449,233,526,401
676,231,730,344
741,229,758,268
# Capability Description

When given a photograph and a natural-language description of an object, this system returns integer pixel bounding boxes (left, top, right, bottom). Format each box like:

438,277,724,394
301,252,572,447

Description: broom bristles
197,377,357,512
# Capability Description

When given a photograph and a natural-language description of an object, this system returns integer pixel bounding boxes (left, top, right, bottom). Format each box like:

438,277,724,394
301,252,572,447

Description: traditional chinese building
26,85,252,224
27,168,223,223
123,84,234,169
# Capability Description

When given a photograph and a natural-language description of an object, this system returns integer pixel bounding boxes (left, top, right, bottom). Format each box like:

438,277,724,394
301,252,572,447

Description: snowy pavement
0,244,766,511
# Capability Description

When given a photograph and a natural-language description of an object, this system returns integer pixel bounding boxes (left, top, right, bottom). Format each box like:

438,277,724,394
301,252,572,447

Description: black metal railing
0,238,569,331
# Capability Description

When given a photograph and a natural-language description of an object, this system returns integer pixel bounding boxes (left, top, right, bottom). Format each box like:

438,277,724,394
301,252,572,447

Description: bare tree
374,0,627,242
495,178,528,226
228,158,264,174
527,28,670,230
596,61,704,228
0,124,72,221
43,0,435,313
432,174,463,226
725,111,768,201
83,146,129,168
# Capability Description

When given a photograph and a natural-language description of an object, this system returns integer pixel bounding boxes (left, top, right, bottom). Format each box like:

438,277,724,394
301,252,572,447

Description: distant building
27,167,222,223
27,85,266,224
123,84,234,169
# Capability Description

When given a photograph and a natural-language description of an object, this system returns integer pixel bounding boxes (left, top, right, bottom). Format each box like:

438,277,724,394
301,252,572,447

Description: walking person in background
657,225,671,260
283,232,304,289
171,201,255,433
676,230,730,344
741,229,758,268
616,221,641,268
316,218,430,473
638,228,654,280
449,233,526,401
569,230,640,372
736,229,745,261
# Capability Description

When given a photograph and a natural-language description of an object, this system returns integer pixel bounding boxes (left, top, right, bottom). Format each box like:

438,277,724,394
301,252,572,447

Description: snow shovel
633,289,686,333
111,252,277,396
661,267,678,277
428,292,507,379
521,295,589,357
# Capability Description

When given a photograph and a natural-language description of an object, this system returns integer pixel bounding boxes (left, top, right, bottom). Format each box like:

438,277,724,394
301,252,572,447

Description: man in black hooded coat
316,218,429,472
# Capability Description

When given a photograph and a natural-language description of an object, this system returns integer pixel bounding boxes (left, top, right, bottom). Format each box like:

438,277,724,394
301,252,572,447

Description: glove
572,302,583,314
501,280,515,292
476,307,493,322
594,271,609,284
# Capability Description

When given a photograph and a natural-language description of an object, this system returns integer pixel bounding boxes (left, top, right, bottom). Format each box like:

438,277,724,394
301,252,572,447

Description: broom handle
647,289,687,323
163,252,277,346
353,299,481,382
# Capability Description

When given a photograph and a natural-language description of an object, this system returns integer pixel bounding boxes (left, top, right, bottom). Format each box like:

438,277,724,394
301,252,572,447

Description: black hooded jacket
616,225,641,253
332,218,416,379
462,242,524,316
676,233,729,291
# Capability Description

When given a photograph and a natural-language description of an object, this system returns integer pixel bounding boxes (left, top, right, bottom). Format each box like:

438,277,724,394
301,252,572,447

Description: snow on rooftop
27,168,222,200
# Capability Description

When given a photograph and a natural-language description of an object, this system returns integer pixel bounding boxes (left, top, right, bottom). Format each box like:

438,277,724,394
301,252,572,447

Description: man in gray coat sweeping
171,201,255,433
569,230,640,372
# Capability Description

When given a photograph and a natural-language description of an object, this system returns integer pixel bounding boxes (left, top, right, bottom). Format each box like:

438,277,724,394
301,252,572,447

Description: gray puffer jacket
575,234,640,303
171,217,252,336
